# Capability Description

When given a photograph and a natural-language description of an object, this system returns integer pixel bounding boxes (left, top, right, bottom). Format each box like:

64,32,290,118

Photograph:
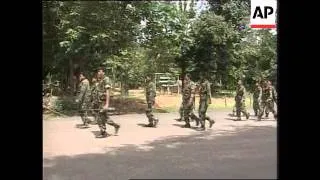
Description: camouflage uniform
76,78,91,126
253,84,262,116
258,83,277,121
145,79,159,127
178,96,197,122
96,76,120,136
182,79,198,128
265,85,277,118
235,82,250,120
90,81,99,124
198,79,215,129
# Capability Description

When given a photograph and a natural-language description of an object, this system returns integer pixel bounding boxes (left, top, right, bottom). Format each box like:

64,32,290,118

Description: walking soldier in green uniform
145,74,159,127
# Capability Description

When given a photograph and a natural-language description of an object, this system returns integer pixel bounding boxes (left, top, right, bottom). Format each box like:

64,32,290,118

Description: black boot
246,113,250,120
153,118,159,127
200,125,206,131
209,119,215,128
183,123,191,128
114,125,120,135
96,131,108,138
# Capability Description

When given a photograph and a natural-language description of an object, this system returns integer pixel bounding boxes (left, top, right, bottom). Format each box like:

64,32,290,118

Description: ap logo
250,0,277,29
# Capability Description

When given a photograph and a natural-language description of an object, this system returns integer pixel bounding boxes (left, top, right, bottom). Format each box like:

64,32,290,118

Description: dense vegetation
43,0,277,95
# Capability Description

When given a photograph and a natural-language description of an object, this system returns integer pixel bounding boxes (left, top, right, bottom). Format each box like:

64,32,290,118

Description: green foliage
43,1,277,95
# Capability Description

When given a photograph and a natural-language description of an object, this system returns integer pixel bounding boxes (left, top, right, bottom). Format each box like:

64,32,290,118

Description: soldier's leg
105,112,120,135
79,110,87,125
79,103,89,126
178,105,184,121
91,103,99,125
265,107,269,117
203,103,215,128
235,101,241,120
146,102,156,127
267,101,277,119
151,101,159,127
191,108,200,126
96,110,107,137
183,106,191,128
240,100,250,120
233,105,236,116
253,100,258,116
258,102,266,121
198,100,206,129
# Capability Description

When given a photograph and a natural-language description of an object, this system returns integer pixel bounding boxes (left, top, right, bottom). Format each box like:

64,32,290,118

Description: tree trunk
181,67,186,90
68,58,75,94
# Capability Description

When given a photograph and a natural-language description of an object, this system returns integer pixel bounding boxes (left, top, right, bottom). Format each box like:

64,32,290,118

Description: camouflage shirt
96,76,112,101
91,82,99,103
76,79,91,103
235,85,246,101
145,81,156,102
199,80,211,100
261,86,273,102
271,86,277,102
183,81,196,104
253,86,262,100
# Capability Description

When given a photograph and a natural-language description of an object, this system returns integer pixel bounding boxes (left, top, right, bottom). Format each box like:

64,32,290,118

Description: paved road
43,111,277,179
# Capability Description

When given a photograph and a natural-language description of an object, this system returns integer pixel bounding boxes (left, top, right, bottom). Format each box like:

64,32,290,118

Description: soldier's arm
207,82,212,104
241,86,246,100
258,87,262,101
272,87,277,101
150,82,156,97
189,84,195,105
104,77,111,108
76,82,86,102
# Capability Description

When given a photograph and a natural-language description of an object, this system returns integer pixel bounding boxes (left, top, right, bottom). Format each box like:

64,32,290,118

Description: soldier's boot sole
96,131,108,138
153,118,159,127
200,125,206,131
246,113,250,120
145,124,154,127
195,119,200,126
209,119,215,128
183,123,191,128
257,116,262,121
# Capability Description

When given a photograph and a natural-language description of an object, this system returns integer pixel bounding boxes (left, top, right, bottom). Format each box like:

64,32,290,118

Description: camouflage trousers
96,102,120,133
92,102,99,122
179,102,198,122
258,100,276,119
253,98,261,116
235,99,249,119
198,99,211,127
183,102,199,125
146,99,158,125
79,100,91,125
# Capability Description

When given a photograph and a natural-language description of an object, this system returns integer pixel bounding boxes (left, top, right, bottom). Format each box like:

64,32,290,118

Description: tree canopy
43,0,277,94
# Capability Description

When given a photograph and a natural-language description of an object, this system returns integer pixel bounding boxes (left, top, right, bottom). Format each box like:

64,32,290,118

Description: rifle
82,107,116,112
43,106,68,117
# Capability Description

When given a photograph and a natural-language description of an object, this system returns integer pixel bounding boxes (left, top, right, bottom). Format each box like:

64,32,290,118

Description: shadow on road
171,124,202,131
44,125,277,180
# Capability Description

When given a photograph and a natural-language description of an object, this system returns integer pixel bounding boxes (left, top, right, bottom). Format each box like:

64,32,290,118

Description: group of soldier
232,79,277,121
75,67,120,138
71,68,277,138
145,73,215,131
